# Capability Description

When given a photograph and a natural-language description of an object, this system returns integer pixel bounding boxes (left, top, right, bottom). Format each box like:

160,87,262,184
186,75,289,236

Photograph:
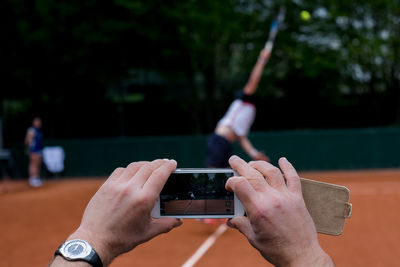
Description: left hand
68,159,183,265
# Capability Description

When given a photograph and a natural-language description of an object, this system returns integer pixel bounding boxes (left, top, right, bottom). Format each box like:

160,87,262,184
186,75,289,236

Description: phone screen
160,171,234,216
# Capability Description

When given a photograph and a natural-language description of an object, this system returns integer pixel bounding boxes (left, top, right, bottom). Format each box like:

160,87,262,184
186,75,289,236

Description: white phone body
151,168,245,219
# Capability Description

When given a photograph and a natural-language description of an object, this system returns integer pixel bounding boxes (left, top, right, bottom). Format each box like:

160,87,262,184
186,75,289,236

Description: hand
67,159,182,266
226,156,334,267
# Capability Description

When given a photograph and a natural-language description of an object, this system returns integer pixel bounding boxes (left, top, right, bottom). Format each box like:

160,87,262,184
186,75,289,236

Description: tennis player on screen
206,49,270,168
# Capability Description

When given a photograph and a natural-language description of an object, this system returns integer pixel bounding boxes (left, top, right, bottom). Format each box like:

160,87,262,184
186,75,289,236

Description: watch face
62,239,92,259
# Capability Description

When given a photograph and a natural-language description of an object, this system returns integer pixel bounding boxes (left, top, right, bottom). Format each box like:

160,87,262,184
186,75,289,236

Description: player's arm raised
243,49,270,95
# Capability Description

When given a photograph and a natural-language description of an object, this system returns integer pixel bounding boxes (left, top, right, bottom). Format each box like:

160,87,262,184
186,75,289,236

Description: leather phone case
301,178,352,235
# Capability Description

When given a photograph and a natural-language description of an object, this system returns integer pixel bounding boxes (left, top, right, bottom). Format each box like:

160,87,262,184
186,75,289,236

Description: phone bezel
151,168,245,219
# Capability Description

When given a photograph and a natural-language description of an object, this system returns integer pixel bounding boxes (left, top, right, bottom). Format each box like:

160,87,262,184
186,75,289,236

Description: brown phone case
301,178,352,236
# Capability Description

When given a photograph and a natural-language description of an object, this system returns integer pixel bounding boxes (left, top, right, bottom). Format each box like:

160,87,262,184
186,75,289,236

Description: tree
1,0,400,146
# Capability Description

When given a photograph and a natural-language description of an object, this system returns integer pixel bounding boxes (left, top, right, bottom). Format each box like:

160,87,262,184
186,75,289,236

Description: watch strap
85,247,103,267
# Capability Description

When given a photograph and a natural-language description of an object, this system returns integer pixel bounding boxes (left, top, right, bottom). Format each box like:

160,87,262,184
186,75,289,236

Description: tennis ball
300,10,311,21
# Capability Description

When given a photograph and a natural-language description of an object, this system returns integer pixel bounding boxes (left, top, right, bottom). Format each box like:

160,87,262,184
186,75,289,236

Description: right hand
226,156,334,267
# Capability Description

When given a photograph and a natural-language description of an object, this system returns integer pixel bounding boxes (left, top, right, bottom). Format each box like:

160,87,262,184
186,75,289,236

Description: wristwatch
55,239,103,267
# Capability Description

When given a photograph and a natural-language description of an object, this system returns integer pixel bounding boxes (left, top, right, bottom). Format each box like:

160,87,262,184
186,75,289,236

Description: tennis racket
264,6,286,53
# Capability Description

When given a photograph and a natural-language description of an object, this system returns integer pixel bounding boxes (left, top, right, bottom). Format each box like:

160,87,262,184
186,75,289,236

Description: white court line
181,223,228,267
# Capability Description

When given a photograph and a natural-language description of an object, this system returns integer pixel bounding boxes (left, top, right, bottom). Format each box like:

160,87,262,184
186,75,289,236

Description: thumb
148,218,183,238
227,216,254,239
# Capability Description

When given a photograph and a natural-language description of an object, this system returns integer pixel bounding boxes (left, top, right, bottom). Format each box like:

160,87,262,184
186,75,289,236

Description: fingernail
226,219,235,228
281,157,287,161
230,155,239,160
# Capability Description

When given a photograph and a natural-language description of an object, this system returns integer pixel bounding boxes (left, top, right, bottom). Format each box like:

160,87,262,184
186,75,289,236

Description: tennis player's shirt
27,126,43,153
217,99,256,137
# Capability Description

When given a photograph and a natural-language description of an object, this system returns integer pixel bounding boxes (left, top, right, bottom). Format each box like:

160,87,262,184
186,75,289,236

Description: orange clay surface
1,169,400,267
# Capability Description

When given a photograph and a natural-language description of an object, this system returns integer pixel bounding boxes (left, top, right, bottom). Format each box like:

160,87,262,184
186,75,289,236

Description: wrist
67,228,113,266
286,246,334,267
52,255,91,266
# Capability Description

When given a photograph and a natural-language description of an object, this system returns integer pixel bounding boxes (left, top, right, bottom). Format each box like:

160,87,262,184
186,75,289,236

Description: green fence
9,127,400,177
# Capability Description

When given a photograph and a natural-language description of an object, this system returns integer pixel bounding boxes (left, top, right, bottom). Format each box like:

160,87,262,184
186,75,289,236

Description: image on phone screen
160,171,234,216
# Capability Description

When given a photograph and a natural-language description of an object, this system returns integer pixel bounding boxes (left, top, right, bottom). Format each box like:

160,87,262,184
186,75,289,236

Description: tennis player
25,117,44,187
206,48,270,168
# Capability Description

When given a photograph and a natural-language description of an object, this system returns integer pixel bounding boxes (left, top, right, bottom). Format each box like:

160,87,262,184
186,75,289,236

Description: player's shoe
29,177,43,187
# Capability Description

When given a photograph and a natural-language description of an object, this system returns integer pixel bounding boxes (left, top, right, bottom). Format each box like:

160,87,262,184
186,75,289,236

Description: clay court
1,168,400,267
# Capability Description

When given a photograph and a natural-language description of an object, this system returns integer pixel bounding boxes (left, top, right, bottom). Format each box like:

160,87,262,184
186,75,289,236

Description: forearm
284,247,335,267
238,136,258,158
243,54,269,95
25,135,32,147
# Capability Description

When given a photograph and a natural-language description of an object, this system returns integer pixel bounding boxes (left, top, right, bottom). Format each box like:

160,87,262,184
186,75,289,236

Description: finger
227,216,254,239
107,167,125,181
249,161,286,191
225,176,257,212
147,218,183,239
143,159,177,197
279,157,301,195
229,155,268,192
130,159,169,187
118,161,148,182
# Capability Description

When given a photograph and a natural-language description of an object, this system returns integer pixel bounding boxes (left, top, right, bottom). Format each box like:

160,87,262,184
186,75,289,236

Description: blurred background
1,0,400,176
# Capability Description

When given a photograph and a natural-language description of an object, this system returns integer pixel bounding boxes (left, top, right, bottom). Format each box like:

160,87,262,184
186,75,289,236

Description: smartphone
151,168,245,219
